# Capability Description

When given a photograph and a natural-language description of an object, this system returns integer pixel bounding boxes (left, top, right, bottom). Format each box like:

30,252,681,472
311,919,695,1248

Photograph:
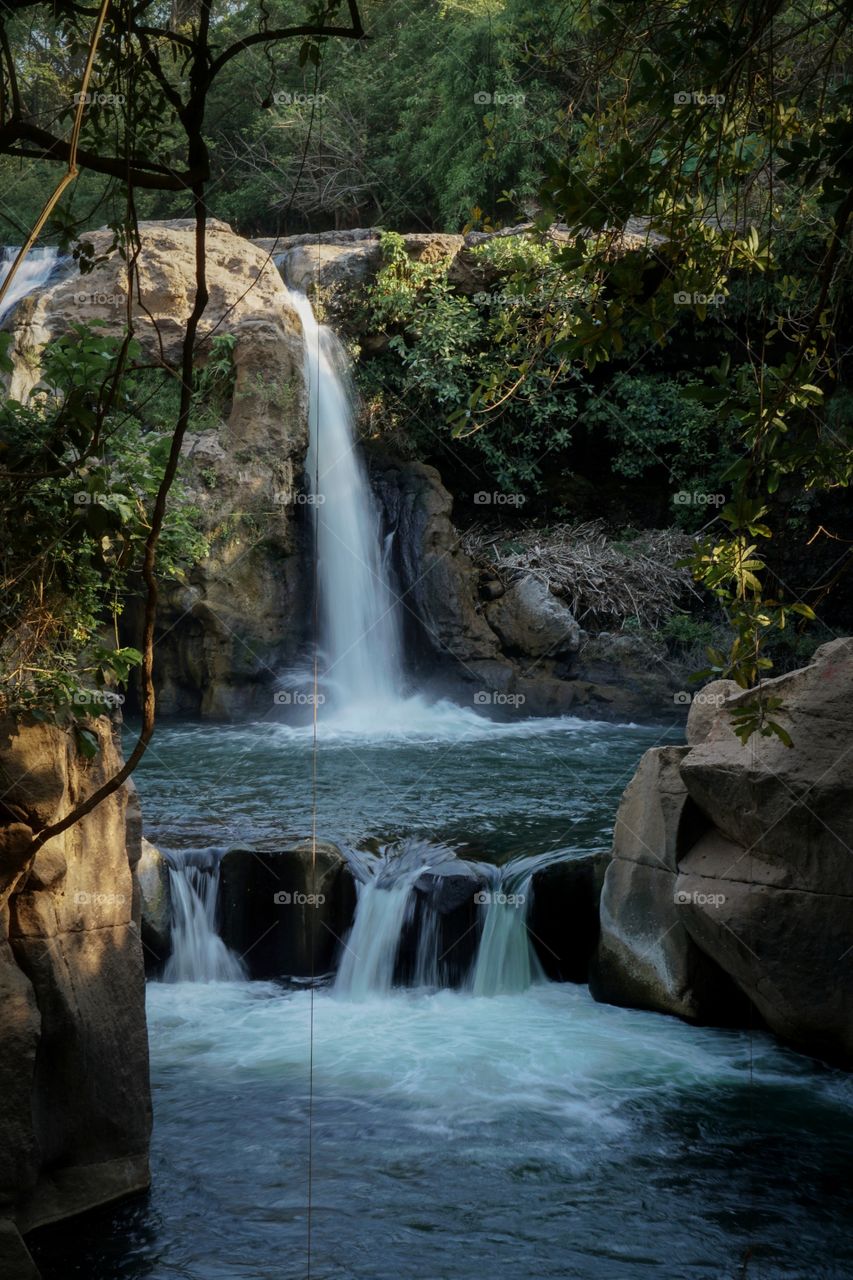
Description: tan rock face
4,220,312,719
0,716,151,1236
589,746,734,1021
593,639,853,1065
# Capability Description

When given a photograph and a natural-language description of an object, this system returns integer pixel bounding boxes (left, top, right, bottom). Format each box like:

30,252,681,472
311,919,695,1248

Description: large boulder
136,837,172,970
680,638,853,892
218,840,357,979
0,715,151,1247
485,576,580,659
673,638,853,1062
589,745,743,1021
675,831,853,1064
594,639,853,1064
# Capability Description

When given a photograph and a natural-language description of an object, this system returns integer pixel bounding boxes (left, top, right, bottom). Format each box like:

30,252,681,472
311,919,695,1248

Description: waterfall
163,850,246,983
335,839,456,999
287,289,405,717
0,246,65,322
334,841,572,999
470,864,544,997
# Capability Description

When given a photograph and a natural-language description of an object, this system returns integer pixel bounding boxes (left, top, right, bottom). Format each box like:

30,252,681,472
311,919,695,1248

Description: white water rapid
0,246,65,322
162,850,245,983
335,842,560,1001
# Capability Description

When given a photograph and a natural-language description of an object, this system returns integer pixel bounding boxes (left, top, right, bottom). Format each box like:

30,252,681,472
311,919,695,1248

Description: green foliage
0,326,208,727
580,372,739,498
358,231,584,493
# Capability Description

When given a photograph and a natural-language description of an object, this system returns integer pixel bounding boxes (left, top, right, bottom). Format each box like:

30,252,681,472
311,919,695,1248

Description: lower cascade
163,849,246,984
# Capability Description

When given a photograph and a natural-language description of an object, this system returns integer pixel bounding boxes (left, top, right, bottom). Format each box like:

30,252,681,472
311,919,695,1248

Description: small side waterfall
163,850,246,983
334,839,457,998
0,246,66,322
334,843,566,1000
287,289,405,717
470,862,544,997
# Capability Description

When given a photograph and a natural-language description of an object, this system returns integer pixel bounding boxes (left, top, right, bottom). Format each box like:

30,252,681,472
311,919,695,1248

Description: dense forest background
1,0,853,751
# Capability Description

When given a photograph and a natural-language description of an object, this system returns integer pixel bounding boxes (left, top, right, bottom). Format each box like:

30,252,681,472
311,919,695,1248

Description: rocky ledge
0,717,151,1277
590,638,853,1066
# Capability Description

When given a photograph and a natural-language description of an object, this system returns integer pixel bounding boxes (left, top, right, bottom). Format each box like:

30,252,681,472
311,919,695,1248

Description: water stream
287,289,406,719
0,245,66,321
19,282,853,1278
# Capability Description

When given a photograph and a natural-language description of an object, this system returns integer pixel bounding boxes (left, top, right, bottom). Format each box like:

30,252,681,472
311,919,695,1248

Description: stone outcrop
267,228,464,326
218,840,357,979
369,451,684,719
0,716,151,1274
399,861,490,986
589,745,738,1020
3,220,311,720
485,576,580,658
137,837,172,971
369,454,503,677
592,639,853,1064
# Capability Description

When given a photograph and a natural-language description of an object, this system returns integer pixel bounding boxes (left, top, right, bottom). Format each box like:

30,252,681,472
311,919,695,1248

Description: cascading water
470,859,545,997
287,289,406,718
335,841,569,1000
334,839,458,999
0,246,66,322
163,849,245,983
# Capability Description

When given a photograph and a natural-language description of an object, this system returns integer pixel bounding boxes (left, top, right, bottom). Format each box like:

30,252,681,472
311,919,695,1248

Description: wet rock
528,852,609,982
369,454,502,670
137,837,172,970
404,861,489,986
219,840,357,979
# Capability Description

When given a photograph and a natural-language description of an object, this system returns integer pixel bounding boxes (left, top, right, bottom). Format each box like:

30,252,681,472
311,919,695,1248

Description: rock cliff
0,717,151,1276
591,639,853,1064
